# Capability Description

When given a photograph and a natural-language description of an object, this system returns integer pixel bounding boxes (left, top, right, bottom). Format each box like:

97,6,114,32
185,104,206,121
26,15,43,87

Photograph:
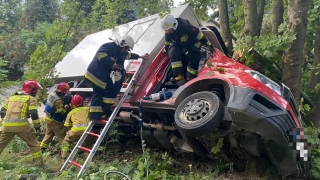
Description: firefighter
61,94,91,159
160,14,214,84
40,82,70,151
0,80,43,163
84,34,149,121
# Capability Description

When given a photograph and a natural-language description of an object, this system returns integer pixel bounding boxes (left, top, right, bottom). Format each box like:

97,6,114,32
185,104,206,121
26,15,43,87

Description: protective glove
163,49,168,55
112,63,123,71
206,42,214,48
163,46,169,55
139,53,149,60
205,42,215,52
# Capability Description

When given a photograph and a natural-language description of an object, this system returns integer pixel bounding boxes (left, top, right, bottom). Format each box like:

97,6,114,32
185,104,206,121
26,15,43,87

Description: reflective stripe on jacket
85,42,139,89
64,106,89,132
1,94,40,131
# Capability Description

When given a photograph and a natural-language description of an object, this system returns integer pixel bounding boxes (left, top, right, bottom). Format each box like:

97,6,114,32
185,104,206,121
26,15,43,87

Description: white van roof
54,4,202,79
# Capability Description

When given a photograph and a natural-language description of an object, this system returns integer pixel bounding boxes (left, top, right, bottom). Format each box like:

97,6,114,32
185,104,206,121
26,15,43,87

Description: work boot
170,74,184,83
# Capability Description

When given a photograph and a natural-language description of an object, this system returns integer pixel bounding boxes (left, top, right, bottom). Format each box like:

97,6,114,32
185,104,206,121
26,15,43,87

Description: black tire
174,91,224,137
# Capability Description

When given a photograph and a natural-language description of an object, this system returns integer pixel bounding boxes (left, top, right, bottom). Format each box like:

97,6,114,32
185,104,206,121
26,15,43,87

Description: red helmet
56,82,70,94
22,80,42,95
71,94,84,108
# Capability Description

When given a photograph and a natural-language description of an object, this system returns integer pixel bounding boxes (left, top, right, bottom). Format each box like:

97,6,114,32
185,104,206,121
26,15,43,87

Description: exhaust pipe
118,111,177,131
130,113,176,131
119,111,137,124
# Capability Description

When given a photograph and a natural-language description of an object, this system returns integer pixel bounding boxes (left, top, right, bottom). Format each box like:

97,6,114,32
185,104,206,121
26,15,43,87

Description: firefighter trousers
169,45,201,80
61,130,92,158
89,70,125,121
40,119,66,149
0,127,43,162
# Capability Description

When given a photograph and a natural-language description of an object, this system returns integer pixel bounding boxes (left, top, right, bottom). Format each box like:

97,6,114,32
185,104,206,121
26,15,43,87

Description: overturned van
49,4,311,179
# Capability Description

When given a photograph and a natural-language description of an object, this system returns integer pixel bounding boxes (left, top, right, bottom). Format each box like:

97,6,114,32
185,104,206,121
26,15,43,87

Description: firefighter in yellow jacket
40,82,70,151
61,94,92,159
0,80,43,163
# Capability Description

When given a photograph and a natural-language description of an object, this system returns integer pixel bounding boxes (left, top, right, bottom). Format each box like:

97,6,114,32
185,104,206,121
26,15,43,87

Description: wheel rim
180,98,211,121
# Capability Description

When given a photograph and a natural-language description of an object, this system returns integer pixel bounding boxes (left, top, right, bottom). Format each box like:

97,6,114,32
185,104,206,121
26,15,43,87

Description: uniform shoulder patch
191,27,196,32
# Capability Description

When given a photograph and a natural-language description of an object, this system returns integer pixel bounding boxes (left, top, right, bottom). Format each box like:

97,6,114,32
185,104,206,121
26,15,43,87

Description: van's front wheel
174,91,224,137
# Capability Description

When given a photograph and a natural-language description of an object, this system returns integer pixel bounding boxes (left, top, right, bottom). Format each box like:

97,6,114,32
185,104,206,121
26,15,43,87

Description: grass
0,135,280,180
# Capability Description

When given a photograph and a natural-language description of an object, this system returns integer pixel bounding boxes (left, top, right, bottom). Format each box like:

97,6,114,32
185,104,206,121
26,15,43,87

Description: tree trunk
306,92,320,128
257,0,265,36
308,26,320,89
272,0,284,34
218,0,234,56
242,0,259,47
281,0,311,105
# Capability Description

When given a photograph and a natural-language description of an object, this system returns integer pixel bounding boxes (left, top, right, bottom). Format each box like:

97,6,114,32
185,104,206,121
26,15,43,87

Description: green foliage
300,97,311,116
228,0,244,36
135,0,173,18
0,57,15,96
301,124,320,178
234,23,296,80
90,0,173,31
0,0,23,33
211,137,224,154
23,1,87,103
105,123,124,146
6,136,29,153
182,0,217,21
21,0,59,30
307,0,320,32
0,58,8,84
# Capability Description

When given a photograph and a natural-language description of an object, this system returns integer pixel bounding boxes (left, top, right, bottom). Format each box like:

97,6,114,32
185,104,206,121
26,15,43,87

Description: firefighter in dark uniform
0,80,43,164
40,82,70,151
160,14,214,84
84,35,149,121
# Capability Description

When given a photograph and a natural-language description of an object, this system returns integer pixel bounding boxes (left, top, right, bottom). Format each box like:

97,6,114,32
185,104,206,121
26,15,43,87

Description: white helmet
160,14,178,31
114,35,135,50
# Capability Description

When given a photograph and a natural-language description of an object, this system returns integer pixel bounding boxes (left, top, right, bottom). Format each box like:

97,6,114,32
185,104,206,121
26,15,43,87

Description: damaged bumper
227,85,312,177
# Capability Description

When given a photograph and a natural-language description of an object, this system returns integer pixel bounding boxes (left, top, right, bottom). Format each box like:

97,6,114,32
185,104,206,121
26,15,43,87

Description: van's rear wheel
174,91,224,137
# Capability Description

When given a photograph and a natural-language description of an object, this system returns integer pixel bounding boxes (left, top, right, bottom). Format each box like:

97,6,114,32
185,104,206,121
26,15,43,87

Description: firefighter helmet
160,14,178,31
56,82,70,94
71,94,83,108
21,80,42,95
115,35,135,50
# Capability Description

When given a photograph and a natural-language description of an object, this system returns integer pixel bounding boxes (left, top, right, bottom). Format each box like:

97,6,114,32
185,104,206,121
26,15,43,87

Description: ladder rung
126,71,135,75
87,132,100,137
98,119,108,123
79,146,91,152
128,60,141,64
70,161,82,168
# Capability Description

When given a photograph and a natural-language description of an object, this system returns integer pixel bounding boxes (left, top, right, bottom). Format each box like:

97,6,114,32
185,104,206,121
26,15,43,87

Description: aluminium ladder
59,59,143,178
